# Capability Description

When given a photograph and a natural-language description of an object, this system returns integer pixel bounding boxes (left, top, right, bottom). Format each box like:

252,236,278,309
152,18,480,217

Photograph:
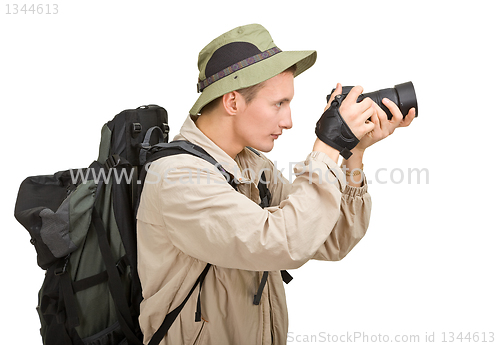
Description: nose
279,107,293,130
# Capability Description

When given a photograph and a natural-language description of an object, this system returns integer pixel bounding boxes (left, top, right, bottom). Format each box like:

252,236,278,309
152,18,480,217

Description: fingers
398,107,416,128
335,85,376,138
372,99,417,141
378,98,403,136
346,86,363,103
345,87,373,117
358,97,376,117
363,118,376,134
338,86,373,120
353,103,376,137
360,102,377,124
354,99,416,151
382,98,403,124
369,106,380,129
343,85,364,105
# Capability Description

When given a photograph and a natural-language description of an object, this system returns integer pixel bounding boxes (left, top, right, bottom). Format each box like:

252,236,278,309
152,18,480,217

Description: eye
276,102,283,108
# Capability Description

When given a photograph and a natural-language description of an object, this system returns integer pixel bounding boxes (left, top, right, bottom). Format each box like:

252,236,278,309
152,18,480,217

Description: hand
326,83,376,139
354,97,416,152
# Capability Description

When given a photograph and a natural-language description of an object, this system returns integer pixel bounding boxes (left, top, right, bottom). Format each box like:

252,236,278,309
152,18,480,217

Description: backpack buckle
54,255,70,276
132,123,142,134
115,256,129,275
105,155,121,171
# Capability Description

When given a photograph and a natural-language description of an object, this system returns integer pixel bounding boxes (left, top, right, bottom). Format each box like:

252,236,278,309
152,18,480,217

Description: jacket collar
173,115,250,183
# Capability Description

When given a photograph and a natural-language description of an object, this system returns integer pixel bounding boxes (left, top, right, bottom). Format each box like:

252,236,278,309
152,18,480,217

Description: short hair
200,64,297,114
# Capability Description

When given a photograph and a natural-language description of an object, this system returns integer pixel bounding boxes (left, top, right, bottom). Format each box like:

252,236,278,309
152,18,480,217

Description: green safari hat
190,24,317,115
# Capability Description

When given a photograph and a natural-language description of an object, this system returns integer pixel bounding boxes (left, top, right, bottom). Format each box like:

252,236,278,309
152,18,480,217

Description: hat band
197,47,282,93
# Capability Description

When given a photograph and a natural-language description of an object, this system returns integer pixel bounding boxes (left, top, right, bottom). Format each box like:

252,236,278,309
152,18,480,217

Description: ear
222,91,243,116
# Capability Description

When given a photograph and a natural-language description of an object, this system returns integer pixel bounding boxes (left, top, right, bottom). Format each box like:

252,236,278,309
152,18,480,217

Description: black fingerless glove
315,94,359,159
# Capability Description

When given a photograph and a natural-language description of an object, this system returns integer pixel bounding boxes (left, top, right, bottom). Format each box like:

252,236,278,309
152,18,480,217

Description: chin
248,140,274,152
253,141,274,153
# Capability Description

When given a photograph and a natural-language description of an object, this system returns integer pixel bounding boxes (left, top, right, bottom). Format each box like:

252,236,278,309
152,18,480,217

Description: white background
1,0,499,344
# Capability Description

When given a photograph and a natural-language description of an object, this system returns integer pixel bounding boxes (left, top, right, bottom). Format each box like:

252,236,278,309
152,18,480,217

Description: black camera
327,81,418,120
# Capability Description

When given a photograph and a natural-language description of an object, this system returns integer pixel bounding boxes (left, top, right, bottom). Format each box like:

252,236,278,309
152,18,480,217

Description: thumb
331,83,342,98
325,83,342,111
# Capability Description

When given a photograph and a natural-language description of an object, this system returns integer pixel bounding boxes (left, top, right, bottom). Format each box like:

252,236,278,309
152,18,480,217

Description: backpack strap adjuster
54,255,70,276
105,154,121,171
115,256,130,275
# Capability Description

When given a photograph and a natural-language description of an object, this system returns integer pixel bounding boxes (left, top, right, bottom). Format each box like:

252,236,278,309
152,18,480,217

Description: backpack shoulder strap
257,169,272,209
148,263,211,345
244,146,273,208
138,140,239,194
147,140,219,167
138,140,232,345
245,148,294,286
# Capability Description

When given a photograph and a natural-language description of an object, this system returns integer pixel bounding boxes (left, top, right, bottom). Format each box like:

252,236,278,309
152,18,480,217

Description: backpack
14,105,288,345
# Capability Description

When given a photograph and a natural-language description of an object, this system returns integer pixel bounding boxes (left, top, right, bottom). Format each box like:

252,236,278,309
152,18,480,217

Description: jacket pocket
190,320,207,345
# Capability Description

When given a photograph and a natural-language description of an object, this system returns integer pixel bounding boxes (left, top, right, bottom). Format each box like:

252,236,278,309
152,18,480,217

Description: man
137,24,415,345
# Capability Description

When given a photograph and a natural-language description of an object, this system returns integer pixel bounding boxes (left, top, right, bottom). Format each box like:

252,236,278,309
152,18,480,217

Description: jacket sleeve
311,180,371,261
138,151,370,271
267,153,371,262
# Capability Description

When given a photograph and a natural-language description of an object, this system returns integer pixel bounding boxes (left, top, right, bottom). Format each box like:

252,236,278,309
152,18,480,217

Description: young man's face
234,71,294,153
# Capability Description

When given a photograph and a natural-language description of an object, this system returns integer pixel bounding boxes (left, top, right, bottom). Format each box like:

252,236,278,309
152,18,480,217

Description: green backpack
14,104,283,345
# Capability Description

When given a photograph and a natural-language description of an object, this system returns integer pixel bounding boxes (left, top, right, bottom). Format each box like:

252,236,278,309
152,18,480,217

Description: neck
195,112,244,160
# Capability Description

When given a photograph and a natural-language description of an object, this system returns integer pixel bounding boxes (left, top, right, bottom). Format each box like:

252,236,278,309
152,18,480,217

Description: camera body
327,81,418,120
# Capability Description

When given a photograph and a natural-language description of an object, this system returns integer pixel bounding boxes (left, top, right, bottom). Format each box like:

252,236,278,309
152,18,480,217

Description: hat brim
190,50,317,115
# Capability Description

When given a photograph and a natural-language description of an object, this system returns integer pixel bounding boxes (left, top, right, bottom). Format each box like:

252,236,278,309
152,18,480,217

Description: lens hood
394,82,418,118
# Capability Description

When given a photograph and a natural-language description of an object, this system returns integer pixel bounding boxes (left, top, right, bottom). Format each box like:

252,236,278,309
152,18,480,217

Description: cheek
236,116,260,142
238,105,277,141
242,111,266,133
250,116,274,138
246,122,265,141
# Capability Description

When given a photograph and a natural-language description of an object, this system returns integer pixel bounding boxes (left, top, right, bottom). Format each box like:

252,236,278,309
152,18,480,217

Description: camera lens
327,82,418,121
358,81,418,120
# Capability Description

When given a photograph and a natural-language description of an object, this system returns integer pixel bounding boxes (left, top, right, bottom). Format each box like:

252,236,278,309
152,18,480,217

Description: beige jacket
137,115,371,345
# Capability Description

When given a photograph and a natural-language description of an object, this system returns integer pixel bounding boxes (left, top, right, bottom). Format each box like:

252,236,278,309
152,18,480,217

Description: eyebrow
276,97,291,103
